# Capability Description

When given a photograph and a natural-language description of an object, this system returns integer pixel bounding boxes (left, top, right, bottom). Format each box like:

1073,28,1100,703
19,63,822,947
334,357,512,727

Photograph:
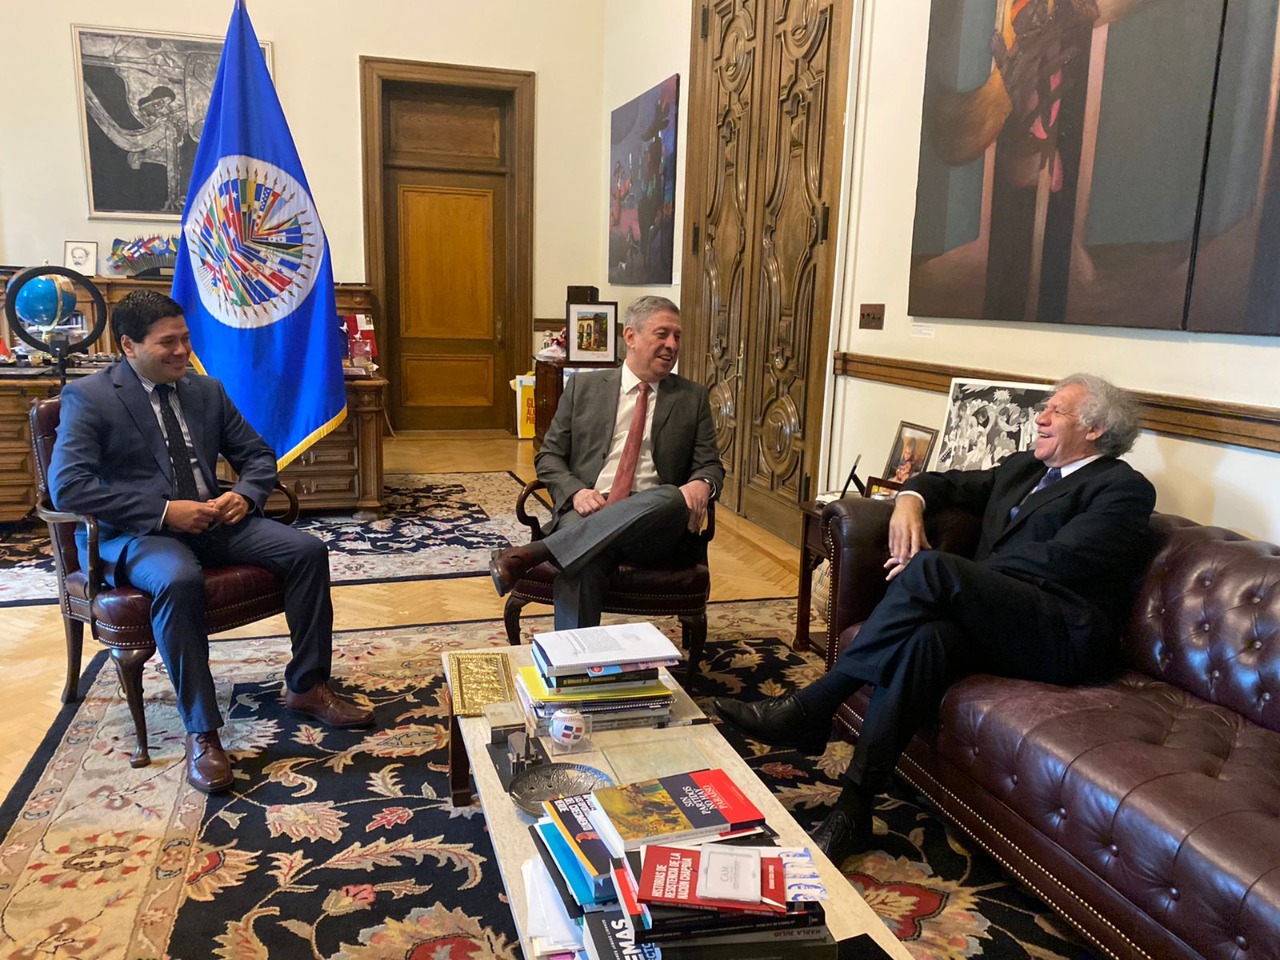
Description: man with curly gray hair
718,373,1155,865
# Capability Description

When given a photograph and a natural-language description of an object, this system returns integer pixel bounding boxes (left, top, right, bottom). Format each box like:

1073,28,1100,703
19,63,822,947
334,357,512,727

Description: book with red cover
592,768,766,853
637,844,788,915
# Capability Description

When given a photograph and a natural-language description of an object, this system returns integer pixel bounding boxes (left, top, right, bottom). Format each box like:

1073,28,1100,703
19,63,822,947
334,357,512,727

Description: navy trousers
826,550,1112,792
109,517,333,734
543,485,698,630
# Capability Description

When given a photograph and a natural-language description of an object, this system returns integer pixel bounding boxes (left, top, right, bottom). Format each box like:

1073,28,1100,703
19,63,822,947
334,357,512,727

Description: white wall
0,0,605,318
597,0,691,315
827,0,1280,540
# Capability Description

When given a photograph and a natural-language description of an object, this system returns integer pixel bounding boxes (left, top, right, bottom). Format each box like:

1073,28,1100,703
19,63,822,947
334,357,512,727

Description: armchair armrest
35,502,104,600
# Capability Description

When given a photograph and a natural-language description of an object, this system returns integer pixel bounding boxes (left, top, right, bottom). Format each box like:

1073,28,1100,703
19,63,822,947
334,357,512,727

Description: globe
10,274,78,328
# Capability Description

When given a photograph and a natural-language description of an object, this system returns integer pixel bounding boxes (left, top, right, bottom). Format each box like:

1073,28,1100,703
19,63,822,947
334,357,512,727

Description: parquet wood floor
0,434,800,801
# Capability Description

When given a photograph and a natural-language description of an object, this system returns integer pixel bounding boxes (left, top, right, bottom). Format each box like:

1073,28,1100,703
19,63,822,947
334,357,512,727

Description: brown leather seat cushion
928,672,1280,954
73,566,285,647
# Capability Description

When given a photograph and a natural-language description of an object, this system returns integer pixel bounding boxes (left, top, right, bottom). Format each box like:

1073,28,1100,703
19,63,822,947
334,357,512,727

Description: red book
592,768,766,853
637,844,787,915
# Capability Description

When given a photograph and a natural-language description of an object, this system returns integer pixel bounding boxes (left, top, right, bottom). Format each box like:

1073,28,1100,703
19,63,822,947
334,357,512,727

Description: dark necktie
606,382,650,505
1010,466,1061,520
156,384,200,501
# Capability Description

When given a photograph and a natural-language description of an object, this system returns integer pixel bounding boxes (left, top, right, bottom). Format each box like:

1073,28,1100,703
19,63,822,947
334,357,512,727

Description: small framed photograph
865,477,903,500
63,240,98,274
566,301,618,362
883,421,939,482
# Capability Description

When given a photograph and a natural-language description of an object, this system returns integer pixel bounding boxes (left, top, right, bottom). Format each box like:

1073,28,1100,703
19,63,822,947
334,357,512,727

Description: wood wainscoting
833,353,1280,453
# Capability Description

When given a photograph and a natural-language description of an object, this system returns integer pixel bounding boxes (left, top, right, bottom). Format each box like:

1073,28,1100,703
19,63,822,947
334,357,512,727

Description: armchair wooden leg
503,595,530,645
61,617,85,703
679,612,707,690
110,647,153,768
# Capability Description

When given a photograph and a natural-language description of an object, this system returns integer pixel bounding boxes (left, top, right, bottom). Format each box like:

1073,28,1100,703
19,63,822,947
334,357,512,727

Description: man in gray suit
489,296,724,628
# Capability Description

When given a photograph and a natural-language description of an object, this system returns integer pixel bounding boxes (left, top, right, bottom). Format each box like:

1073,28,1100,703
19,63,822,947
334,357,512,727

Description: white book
532,621,681,671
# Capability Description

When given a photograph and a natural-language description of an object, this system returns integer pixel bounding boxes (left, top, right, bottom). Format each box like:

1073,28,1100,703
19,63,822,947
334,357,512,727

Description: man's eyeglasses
1034,403,1079,420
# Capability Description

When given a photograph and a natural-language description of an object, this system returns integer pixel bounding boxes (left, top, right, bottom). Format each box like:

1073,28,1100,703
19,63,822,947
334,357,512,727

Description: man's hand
679,479,710,533
209,491,251,525
164,500,222,534
572,488,607,516
884,494,931,582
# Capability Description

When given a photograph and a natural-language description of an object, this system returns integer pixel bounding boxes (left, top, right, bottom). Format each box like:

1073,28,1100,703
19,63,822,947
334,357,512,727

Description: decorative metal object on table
506,762,614,817
4,266,108,385
444,651,515,716
108,235,180,279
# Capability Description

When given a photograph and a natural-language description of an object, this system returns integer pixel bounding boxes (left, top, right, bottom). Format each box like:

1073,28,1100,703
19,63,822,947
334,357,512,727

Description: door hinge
691,222,700,255
701,6,709,39
817,203,831,244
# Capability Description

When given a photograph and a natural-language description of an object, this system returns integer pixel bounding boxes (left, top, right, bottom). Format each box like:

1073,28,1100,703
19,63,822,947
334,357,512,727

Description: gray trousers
543,485,694,629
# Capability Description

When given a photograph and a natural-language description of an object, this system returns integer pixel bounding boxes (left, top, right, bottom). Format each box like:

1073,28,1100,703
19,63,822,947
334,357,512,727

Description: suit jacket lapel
998,457,1114,539
112,361,173,483
650,374,679,474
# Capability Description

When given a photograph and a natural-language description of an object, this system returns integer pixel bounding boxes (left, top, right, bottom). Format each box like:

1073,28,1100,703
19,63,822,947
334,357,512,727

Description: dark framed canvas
566,301,618,363
908,0,1220,331
882,421,938,482
935,379,1054,473
72,25,272,220
608,74,679,284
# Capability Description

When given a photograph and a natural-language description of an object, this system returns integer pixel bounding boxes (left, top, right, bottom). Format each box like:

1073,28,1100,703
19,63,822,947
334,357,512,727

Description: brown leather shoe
285,681,374,728
185,731,233,794
489,544,544,597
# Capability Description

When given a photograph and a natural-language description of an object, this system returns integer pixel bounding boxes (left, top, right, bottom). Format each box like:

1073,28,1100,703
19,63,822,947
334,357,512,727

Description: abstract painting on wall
609,74,679,285
907,0,1280,335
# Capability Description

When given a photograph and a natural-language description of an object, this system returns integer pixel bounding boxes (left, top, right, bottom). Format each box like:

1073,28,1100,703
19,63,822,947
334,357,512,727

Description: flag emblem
185,154,321,329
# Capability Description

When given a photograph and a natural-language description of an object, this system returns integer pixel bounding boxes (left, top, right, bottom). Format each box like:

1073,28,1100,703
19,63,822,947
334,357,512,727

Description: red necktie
607,382,649,505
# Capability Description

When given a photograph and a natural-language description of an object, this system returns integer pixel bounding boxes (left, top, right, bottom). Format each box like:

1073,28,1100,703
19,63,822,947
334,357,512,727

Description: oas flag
171,0,345,467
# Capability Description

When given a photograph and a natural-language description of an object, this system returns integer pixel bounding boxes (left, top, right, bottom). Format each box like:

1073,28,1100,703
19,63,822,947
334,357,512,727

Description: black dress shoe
489,544,543,597
713,694,830,752
185,731,233,794
811,804,873,865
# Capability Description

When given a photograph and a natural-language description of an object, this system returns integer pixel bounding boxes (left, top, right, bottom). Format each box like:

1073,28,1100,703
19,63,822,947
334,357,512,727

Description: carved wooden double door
681,0,852,541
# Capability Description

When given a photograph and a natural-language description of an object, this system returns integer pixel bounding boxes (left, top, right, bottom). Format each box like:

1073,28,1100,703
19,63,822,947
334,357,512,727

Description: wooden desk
0,369,387,522
795,499,827,654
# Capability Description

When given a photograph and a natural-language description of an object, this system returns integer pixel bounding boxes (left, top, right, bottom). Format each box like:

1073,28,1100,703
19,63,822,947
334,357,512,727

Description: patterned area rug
0,600,1098,959
0,471,547,607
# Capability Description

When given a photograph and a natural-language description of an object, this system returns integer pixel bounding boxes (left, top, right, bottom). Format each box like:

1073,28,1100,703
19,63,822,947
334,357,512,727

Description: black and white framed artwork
935,379,1054,473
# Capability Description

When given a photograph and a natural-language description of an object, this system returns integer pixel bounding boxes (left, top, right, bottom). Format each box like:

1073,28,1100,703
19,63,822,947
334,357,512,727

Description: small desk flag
171,0,345,468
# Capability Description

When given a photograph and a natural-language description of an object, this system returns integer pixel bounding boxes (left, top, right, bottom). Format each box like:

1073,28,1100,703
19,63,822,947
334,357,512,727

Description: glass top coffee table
445,645,910,959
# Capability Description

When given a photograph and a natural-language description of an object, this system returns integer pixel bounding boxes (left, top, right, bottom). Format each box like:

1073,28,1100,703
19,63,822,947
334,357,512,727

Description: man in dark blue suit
717,374,1156,863
49,291,372,794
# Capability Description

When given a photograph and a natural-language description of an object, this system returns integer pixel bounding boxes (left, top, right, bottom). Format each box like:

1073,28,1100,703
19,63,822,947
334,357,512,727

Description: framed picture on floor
566,301,618,363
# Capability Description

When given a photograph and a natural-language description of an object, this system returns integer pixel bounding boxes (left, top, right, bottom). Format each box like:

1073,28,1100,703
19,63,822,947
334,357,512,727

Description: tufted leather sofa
818,497,1280,960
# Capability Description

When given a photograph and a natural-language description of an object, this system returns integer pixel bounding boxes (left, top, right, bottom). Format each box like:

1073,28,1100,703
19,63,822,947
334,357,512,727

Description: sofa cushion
933,672,1280,957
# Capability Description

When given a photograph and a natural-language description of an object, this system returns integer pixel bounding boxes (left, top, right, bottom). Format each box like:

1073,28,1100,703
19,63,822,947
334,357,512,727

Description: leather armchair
30,396,300,768
501,479,713,687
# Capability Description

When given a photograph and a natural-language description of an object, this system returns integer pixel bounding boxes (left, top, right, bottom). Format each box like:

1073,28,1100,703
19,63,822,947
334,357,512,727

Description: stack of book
515,622,682,735
525,767,835,959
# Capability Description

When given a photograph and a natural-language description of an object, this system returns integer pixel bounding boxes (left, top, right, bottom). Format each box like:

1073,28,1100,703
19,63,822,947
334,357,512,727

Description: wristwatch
697,476,717,499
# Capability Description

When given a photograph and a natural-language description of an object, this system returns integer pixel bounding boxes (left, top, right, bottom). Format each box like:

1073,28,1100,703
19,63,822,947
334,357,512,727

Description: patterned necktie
606,382,650,505
156,384,200,501
1010,466,1062,520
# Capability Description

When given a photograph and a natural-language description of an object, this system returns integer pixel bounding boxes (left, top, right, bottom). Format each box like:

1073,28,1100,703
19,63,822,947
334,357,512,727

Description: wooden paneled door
681,0,852,541
361,60,533,431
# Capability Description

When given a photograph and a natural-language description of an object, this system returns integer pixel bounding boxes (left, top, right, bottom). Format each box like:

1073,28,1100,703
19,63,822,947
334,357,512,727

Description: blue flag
171,0,345,468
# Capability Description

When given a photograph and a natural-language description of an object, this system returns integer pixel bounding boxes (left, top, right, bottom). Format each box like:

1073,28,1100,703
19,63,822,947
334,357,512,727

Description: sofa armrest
820,497,895,668
819,498,985,669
